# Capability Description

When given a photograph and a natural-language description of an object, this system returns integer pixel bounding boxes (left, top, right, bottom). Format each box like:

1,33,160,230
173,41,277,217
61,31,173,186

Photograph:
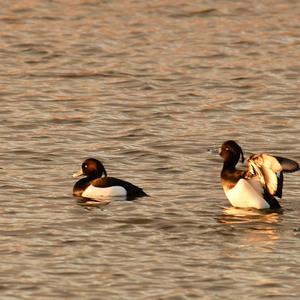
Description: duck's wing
92,177,148,198
248,154,281,197
274,171,283,198
92,177,138,189
275,156,299,173
247,154,299,198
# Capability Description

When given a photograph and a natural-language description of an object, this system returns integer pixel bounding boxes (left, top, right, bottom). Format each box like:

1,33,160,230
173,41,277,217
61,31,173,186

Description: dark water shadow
75,197,111,210
74,193,147,209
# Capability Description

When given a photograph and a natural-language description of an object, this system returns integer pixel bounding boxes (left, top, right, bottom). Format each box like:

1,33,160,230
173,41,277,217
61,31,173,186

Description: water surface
1,1,300,299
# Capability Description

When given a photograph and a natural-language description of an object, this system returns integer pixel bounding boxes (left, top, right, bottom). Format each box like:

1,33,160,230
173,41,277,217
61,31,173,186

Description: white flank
225,178,270,209
82,185,127,199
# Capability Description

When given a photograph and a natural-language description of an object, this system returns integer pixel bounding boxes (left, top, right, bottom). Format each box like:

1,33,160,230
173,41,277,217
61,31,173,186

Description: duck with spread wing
219,140,299,209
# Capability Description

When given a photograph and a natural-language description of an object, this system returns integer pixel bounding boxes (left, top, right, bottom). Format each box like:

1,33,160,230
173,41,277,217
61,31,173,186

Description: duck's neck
222,161,237,171
88,172,104,180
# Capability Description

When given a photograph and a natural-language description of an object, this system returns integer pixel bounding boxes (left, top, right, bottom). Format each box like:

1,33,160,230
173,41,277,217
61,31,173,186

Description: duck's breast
224,178,270,209
82,184,127,198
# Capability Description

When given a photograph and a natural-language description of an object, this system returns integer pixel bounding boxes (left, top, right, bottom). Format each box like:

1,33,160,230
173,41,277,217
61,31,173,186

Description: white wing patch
247,154,282,196
82,185,127,199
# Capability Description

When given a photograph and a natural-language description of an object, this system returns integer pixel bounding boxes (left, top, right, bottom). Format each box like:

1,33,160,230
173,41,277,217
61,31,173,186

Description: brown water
1,1,300,299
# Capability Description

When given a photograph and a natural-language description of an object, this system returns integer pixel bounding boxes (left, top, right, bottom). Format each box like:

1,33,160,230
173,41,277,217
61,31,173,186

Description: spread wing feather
247,153,298,199
247,154,282,197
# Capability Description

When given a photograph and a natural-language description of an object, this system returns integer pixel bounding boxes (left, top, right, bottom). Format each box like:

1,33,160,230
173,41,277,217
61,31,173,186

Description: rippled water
1,1,300,299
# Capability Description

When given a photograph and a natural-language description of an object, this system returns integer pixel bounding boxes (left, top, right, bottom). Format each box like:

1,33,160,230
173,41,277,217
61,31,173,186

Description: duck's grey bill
72,169,83,178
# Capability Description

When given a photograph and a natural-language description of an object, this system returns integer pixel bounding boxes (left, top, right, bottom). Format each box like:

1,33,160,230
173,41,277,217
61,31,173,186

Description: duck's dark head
219,140,244,169
73,158,107,179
